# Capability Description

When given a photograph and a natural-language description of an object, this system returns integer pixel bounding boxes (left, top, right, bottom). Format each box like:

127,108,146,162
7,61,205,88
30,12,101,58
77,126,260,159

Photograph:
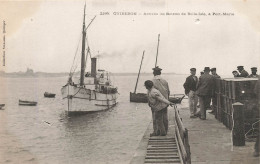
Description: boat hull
61,85,118,113
44,92,56,98
130,92,185,104
19,100,37,106
130,92,148,103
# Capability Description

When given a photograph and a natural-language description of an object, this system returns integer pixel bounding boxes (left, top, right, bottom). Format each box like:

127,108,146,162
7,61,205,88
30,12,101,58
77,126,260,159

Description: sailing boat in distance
130,50,148,103
61,5,118,113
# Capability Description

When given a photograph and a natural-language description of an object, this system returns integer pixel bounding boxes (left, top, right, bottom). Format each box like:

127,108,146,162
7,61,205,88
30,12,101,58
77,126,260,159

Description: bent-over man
145,80,174,136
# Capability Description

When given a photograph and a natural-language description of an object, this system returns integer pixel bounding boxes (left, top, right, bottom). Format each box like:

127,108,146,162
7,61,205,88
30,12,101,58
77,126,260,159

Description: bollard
232,102,245,146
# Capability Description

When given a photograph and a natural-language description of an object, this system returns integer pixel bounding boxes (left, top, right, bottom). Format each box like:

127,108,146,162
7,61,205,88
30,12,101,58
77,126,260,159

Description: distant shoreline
0,72,186,78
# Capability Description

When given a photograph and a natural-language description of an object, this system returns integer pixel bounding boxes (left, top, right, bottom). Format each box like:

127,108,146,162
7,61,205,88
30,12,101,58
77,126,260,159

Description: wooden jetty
131,97,259,163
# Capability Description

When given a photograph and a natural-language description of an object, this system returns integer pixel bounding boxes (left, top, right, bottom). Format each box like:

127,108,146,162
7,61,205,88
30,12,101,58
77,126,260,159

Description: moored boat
130,92,148,103
61,5,118,113
130,93,185,104
44,92,56,98
130,51,147,103
0,104,5,110
19,100,37,106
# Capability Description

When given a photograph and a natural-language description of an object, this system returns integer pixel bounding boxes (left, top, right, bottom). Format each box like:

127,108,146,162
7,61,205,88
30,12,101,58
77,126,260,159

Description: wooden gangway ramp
145,136,181,163
130,107,190,164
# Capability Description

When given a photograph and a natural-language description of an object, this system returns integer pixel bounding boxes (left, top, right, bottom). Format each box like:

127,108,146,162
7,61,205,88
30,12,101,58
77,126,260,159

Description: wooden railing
174,108,191,164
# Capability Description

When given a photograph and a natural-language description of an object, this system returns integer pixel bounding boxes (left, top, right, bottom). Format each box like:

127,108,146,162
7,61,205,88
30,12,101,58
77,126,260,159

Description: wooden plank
146,156,180,159
145,158,181,163
146,153,178,156
147,147,177,150
147,150,178,153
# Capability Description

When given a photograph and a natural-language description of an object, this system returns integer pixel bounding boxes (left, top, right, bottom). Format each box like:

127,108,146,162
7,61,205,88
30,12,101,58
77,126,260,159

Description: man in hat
145,80,174,136
152,66,170,135
183,68,199,118
210,68,220,79
209,68,221,114
196,67,215,120
237,66,249,77
248,67,259,78
232,70,239,77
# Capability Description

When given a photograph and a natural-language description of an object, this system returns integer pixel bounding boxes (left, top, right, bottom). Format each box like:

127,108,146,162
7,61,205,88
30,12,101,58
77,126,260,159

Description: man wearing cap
183,68,198,118
232,70,239,77
248,67,259,78
196,67,215,120
237,66,249,77
152,66,170,135
209,68,221,114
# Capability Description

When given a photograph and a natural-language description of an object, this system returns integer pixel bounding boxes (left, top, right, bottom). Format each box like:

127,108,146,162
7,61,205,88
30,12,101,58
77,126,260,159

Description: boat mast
80,4,86,86
155,34,160,67
134,51,145,93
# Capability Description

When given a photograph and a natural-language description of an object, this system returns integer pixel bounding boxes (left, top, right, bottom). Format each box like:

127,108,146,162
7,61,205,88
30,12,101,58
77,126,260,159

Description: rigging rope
69,33,82,77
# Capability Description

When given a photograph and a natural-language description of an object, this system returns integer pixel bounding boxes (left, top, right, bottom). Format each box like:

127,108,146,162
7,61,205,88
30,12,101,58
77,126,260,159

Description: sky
0,0,259,75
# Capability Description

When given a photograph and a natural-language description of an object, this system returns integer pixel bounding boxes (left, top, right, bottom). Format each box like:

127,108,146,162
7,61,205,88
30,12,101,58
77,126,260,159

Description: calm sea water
0,74,187,164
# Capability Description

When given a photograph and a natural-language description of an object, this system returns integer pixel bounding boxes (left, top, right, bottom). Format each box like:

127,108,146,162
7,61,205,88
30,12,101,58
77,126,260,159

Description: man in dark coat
248,67,259,78
196,67,215,120
209,68,221,114
183,68,198,118
237,66,249,77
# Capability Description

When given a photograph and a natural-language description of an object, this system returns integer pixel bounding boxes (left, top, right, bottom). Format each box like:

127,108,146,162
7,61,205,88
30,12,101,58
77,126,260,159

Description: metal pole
155,34,160,67
134,51,145,93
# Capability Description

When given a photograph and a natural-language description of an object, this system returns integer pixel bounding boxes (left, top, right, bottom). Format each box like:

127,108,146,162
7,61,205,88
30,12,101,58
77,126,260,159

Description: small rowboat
130,92,148,103
19,100,37,106
169,94,186,104
0,104,5,110
44,92,56,98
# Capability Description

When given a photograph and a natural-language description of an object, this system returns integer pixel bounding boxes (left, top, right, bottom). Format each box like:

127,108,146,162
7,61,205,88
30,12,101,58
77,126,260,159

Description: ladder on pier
145,136,181,164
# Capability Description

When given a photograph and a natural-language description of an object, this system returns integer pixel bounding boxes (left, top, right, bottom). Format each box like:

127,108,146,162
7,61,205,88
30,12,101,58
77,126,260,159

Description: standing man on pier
237,66,249,77
209,68,221,114
152,66,170,135
196,67,215,120
183,68,198,118
248,67,259,78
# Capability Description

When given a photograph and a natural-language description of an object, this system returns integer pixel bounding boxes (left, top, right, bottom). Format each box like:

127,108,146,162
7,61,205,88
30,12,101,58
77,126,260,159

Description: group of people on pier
184,66,259,120
144,65,260,157
183,67,221,120
232,66,259,78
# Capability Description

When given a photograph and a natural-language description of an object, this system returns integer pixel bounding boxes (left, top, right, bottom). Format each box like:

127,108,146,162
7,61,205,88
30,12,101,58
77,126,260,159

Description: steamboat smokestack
91,58,97,84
